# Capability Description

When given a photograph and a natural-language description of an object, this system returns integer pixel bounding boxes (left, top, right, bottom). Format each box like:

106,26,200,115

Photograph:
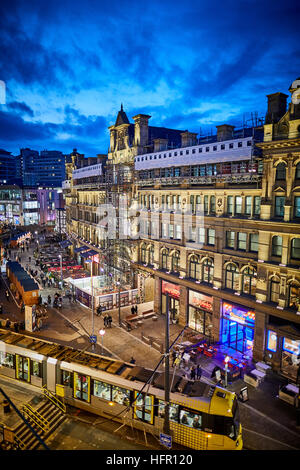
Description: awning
74,246,88,253
81,249,98,258
60,240,73,248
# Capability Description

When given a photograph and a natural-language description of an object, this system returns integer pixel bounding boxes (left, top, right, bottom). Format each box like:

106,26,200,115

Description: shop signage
223,302,255,326
162,280,180,299
189,290,213,312
283,338,300,355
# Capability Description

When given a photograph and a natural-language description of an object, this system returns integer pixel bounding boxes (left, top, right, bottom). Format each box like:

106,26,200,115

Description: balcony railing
137,172,262,186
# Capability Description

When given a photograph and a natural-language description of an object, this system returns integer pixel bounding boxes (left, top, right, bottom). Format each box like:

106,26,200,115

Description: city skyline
0,0,300,156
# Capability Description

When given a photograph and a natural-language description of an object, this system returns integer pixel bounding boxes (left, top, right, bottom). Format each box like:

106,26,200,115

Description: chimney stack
265,92,288,124
216,124,235,142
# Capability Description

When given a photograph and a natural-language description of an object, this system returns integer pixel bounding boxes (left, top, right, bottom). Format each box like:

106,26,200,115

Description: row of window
64,371,237,438
275,162,300,180
139,194,262,217
135,140,253,162
275,196,300,218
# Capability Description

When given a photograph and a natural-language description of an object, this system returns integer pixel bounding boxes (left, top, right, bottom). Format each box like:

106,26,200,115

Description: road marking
240,401,300,439
242,427,300,450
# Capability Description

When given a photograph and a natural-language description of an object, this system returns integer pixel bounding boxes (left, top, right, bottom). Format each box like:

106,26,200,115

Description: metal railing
41,385,66,414
22,403,50,433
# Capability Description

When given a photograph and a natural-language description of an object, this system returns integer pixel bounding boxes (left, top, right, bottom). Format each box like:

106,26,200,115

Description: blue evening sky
0,0,299,156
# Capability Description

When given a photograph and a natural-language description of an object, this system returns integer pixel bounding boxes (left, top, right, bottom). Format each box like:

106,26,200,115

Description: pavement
0,233,300,450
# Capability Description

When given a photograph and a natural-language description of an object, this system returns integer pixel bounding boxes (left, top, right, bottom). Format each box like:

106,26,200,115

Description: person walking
190,366,196,381
131,305,135,315
103,315,108,327
5,290,9,302
107,315,112,328
196,364,202,380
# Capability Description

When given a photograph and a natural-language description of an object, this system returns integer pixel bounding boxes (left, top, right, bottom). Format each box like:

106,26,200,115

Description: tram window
61,370,72,386
134,392,154,424
112,386,130,406
74,373,90,402
32,361,42,378
179,409,202,429
93,380,111,400
158,401,179,422
0,352,14,368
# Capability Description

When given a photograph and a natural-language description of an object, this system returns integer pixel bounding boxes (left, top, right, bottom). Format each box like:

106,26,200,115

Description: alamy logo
0,81,6,104
291,79,300,105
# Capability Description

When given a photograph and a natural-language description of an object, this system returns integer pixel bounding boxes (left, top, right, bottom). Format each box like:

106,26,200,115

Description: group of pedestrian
103,314,112,327
131,305,138,315
190,364,202,381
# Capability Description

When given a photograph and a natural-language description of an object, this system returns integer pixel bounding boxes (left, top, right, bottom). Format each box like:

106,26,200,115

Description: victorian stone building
132,79,300,381
64,81,300,381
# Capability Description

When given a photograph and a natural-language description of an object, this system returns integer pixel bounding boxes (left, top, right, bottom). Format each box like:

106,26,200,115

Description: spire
115,104,130,126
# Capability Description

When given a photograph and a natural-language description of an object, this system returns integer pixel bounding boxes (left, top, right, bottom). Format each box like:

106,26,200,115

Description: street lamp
58,254,63,288
116,280,121,326
224,356,230,388
99,328,105,355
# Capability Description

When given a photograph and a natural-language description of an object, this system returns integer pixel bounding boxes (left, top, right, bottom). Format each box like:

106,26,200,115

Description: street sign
56,384,65,398
160,432,172,449
89,335,97,344
239,386,249,402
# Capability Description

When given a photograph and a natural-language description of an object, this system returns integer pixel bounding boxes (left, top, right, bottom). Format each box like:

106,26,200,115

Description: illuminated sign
162,280,180,299
189,290,213,312
222,302,255,326
283,338,300,355
267,330,277,352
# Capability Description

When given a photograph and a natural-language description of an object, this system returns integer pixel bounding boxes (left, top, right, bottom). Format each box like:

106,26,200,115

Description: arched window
210,196,216,214
189,255,200,280
270,277,280,303
149,245,154,265
287,281,300,309
296,162,300,179
171,251,180,272
202,258,214,284
291,238,300,260
225,263,239,291
161,249,169,270
141,244,147,263
242,266,256,296
272,236,282,257
276,162,286,180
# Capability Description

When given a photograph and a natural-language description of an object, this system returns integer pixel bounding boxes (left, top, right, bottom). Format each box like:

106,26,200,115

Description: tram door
16,355,30,382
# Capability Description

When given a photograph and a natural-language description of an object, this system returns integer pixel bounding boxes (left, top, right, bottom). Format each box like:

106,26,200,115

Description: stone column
253,310,266,362
153,275,161,314
179,285,188,328
212,297,222,343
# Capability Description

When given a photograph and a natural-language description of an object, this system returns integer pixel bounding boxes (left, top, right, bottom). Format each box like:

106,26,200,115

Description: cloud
7,101,34,117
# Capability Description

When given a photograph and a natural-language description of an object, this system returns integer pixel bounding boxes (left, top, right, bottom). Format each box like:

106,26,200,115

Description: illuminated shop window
267,330,277,352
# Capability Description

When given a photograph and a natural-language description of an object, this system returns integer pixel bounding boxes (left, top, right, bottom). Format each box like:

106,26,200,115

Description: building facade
64,86,300,380
132,80,300,381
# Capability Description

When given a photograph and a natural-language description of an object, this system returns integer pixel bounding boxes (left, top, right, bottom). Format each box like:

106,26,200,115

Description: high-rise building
0,150,21,185
37,150,66,187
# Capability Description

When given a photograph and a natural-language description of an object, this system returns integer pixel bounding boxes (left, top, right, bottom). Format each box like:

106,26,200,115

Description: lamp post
99,328,105,355
90,257,95,351
224,355,230,388
58,254,63,288
163,293,170,435
117,280,121,327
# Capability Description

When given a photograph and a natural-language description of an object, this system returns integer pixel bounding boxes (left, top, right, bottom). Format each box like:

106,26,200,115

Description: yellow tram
0,328,242,450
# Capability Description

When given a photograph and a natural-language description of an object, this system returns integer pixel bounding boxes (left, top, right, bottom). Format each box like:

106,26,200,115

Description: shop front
161,280,180,322
265,328,300,381
188,290,213,337
220,302,255,356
